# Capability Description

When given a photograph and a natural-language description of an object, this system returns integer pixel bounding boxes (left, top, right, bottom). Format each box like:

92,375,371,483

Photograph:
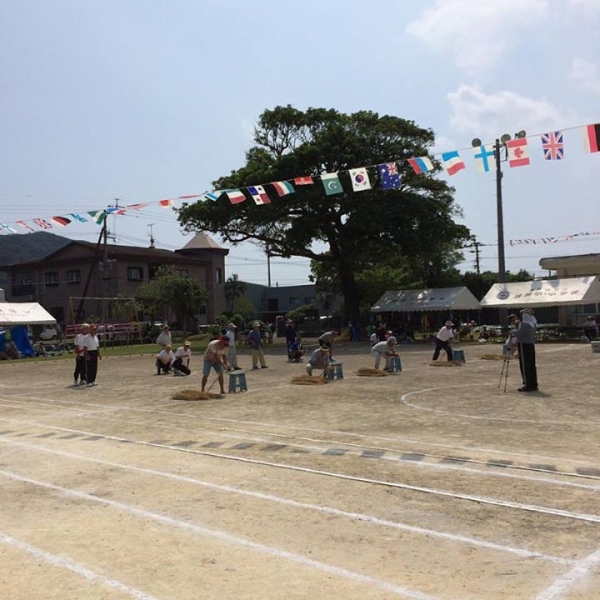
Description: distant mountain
0,232,71,267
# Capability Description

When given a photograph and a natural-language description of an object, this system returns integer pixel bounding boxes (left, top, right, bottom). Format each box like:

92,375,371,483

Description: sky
2,0,600,287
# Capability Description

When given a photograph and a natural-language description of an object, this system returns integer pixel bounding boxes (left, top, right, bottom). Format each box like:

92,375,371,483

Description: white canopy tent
480,276,600,308
0,302,56,325
371,287,480,313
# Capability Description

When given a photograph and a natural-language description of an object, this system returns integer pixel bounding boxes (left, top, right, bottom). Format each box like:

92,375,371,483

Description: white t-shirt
75,332,86,355
372,341,395,355
173,346,192,366
436,327,454,342
156,330,172,347
83,333,100,351
156,348,174,364
226,329,236,347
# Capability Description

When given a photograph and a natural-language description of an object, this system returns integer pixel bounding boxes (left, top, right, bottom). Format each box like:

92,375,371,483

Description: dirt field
1,340,599,600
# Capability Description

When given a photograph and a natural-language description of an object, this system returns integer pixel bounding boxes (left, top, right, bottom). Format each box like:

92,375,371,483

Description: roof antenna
148,223,156,249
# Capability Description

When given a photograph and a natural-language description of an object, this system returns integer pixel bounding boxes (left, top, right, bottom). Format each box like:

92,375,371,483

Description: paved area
0,341,599,599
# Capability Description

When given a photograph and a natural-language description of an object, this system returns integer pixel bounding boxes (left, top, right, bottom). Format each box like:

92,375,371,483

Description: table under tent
370,287,481,339
0,301,57,357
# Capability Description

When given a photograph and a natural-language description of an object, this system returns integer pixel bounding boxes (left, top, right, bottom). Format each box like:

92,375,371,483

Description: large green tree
178,106,470,322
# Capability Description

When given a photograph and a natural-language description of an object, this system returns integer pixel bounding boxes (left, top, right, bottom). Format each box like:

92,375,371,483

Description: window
44,272,59,286
127,267,144,281
199,304,207,315
12,277,34,297
66,269,81,284
178,269,190,278
215,268,222,284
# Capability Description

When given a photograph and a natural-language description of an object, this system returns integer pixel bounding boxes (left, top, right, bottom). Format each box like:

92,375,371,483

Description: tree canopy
177,105,470,322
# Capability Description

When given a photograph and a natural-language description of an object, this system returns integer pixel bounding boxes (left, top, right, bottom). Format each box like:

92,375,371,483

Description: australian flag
541,131,564,160
378,162,401,190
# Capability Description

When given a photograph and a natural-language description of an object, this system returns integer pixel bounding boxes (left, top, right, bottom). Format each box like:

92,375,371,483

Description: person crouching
306,345,331,377
201,336,230,394
172,341,192,376
371,336,398,370
156,344,174,375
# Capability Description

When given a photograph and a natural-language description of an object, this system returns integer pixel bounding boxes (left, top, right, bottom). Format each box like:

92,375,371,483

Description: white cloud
570,57,600,96
406,0,548,72
447,84,576,139
570,0,600,10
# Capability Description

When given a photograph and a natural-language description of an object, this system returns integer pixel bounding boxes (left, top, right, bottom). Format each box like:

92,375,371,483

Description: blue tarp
10,325,34,357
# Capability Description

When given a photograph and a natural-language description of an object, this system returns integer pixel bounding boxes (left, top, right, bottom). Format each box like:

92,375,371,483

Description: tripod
498,356,511,393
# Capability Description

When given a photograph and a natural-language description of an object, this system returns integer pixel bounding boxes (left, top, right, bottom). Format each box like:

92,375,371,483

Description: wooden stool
453,349,466,363
388,356,402,372
228,371,248,393
327,362,344,380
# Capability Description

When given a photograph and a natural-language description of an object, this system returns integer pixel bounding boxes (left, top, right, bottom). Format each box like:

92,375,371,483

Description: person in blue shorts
201,337,230,394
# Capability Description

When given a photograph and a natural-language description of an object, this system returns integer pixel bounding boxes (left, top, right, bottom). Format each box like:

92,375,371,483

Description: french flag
408,156,434,174
441,151,466,176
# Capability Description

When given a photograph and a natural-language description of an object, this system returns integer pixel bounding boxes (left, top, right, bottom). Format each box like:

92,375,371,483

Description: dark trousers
86,350,99,384
156,359,171,374
432,338,453,361
172,358,191,375
74,356,86,382
518,343,538,390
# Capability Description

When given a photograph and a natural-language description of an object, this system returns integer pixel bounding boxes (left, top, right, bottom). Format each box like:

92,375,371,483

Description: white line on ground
534,548,600,600
0,437,572,565
0,532,160,600
1,416,599,525
0,469,440,600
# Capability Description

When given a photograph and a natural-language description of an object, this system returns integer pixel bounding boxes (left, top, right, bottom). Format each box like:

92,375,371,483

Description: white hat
228,322,237,328
445,320,454,326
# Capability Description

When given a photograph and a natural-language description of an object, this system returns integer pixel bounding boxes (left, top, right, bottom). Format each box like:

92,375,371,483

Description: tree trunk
338,259,360,325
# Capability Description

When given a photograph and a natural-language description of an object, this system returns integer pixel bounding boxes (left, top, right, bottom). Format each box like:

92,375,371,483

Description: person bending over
432,321,455,361
201,337,230,394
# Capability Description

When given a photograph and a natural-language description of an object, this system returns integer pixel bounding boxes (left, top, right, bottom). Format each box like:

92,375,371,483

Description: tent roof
479,276,600,308
371,287,480,312
0,302,56,325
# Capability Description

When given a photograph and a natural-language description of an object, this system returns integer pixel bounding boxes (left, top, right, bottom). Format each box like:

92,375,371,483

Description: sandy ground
0,340,599,600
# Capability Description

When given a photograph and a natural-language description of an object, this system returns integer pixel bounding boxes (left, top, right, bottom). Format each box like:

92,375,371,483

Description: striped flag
407,156,434,174
88,210,106,225
51,216,71,227
294,176,313,185
271,181,294,196
225,189,247,205
441,151,466,176
582,123,600,153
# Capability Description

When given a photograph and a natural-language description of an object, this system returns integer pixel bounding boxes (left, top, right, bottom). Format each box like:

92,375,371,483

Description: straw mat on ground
291,375,329,385
172,389,222,401
357,368,388,377
429,361,463,367
480,354,506,360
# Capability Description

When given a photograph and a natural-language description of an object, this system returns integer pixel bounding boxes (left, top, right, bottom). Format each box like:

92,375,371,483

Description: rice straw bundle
291,375,329,385
480,354,506,360
429,361,463,367
172,389,222,401
356,368,388,377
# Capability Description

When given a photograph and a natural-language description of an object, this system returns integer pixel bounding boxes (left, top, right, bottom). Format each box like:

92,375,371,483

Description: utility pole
465,240,484,275
148,224,156,249
266,244,272,288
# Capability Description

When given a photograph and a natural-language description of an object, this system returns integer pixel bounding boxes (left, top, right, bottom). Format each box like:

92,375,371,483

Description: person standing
172,340,192,376
73,323,90,385
285,321,297,362
156,324,172,349
225,323,240,370
515,308,538,392
201,336,230,394
247,322,267,369
347,321,360,342
83,324,101,387
432,321,455,362
371,337,398,370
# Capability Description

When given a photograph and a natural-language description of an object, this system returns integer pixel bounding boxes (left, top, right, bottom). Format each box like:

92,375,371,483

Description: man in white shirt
225,322,240,370
73,322,90,385
83,324,101,387
371,337,398,370
201,337,230,393
172,340,192,376
432,320,455,361
156,324,172,349
155,344,174,375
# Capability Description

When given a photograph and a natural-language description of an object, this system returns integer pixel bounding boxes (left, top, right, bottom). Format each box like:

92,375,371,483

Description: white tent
480,276,600,308
371,287,480,312
0,302,56,325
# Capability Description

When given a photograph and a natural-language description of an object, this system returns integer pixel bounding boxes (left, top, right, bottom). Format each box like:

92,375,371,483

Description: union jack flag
541,131,564,160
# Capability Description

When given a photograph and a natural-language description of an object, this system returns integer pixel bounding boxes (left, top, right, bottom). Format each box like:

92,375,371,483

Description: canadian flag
506,138,530,168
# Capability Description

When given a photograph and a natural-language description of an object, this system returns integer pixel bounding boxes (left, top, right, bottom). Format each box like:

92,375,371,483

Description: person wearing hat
225,322,240,370
201,336,230,394
432,320,455,362
306,344,331,377
73,322,90,386
172,340,193,376
247,322,268,369
156,324,172,349
514,308,538,392
155,343,175,375
318,329,339,358
371,337,398,370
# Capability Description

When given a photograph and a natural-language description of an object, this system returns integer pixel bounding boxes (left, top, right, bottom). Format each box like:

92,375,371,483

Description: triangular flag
271,181,294,196
349,168,371,192
407,157,434,174
159,199,173,207
88,210,106,225
225,189,247,205
294,176,313,185
69,213,88,223
472,145,496,173
321,173,344,195
33,218,52,229
15,220,35,232
582,124,600,153
377,163,401,189
247,185,271,205
441,151,466,176
506,138,530,167
51,216,72,227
